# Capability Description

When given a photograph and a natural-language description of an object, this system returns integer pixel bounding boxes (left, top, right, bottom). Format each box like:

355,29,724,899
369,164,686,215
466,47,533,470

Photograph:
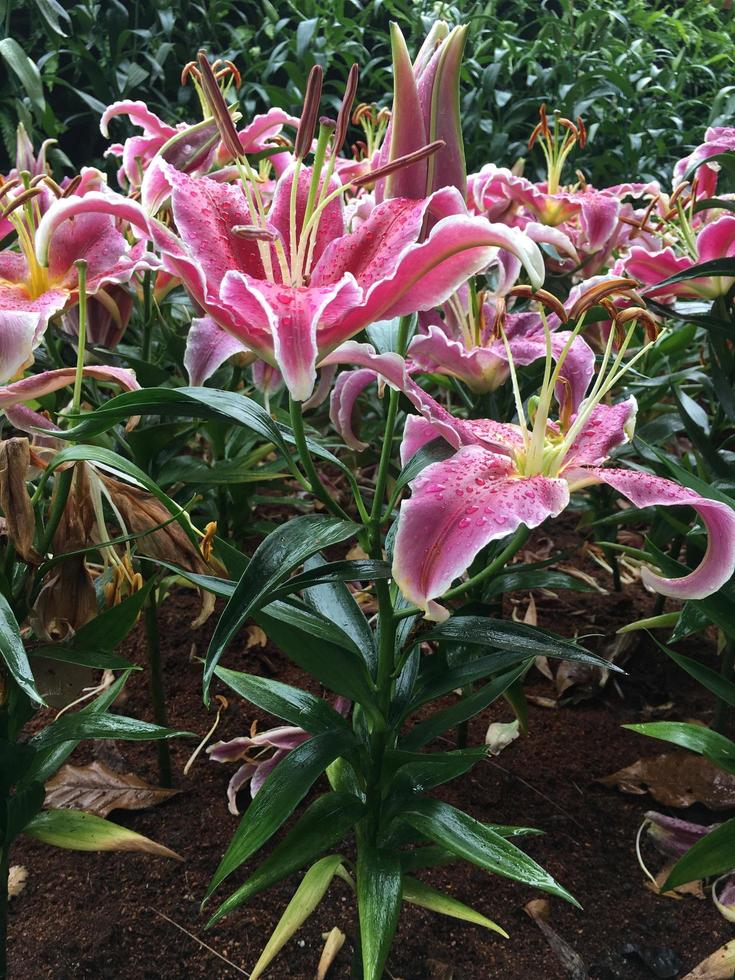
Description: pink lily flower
619,214,735,300
376,21,468,200
208,724,312,814
408,289,595,404
101,98,297,195
208,697,350,814
0,172,158,383
673,126,735,197
321,332,735,621
38,153,545,400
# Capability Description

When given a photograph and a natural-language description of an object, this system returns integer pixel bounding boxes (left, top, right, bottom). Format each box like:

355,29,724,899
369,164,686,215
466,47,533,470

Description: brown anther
294,64,324,160
250,719,258,738
491,295,507,336
557,377,574,430
577,116,587,148
61,174,83,198
0,177,21,201
335,63,359,153
180,61,200,86
376,107,391,126
41,175,63,197
352,138,445,188
567,277,639,322
231,224,278,241
529,104,550,148
197,50,243,161
508,285,568,323
351,140,368,160
668,181,690,208
615,305,659,342
628,193,660,241
575,169,588,190
351,103,375,126
214,60,241,88
2,186,43,218
266,133,292,149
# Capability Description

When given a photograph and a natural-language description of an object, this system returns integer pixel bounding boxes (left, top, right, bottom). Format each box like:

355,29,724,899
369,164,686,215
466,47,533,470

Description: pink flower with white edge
321,333,735,622
673,126,735,198
101,98,297,196
208,697,350,814
620,213,735,301
0,172,158,384
37,157,545,401
408,252,593,403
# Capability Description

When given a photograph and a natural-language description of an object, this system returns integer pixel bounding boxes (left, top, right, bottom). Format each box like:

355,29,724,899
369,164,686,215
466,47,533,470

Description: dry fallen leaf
8,866,27,899
682,939,735,980
485,719,520,756
346,543,368,561
556,633,636,704
524,900,588,979
245,625,267,649
599,752,735,810
45,761,180,818
316,927,346,979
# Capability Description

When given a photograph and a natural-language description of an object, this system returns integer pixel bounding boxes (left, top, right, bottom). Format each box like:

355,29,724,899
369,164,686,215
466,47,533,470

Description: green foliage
2,0,734,183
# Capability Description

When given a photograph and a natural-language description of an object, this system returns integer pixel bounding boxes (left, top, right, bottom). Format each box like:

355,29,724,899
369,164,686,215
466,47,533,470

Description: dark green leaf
357,845,402,980
663,817,735,890
204,515,358,701
204,731,345,899
29,713,190,751
625,722,735,775
214,666,353,735
207,792,365,927
402,798,579,907
0,591,43,704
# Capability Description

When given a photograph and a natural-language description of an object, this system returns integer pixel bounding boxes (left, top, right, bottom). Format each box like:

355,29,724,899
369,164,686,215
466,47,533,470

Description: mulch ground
8,520,732,979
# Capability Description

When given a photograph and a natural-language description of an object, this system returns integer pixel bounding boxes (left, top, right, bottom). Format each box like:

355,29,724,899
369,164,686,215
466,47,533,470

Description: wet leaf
24,808,181,859
44,761,180,818
599,752,735,810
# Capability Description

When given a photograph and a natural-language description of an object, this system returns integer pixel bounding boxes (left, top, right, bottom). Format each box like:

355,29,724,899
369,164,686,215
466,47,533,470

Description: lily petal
392,445,569,619
580,467,735,599
565,398,637,468
330,368,379,451
0,312,43,385
0,365,139,410
184,315,251,386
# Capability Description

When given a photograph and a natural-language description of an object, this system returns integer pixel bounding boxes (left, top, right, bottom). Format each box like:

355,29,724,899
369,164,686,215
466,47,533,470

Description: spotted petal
392,445,569,619
579,468,735,600
184,315,251,386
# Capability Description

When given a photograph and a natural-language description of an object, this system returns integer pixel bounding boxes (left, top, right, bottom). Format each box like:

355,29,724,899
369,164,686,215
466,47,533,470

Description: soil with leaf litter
8,520,733,979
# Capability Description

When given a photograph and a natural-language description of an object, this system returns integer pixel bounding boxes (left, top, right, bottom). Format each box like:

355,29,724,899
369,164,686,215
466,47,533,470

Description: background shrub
1,0,733,184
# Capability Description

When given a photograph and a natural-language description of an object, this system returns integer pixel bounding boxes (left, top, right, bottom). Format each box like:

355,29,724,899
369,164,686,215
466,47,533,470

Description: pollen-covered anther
615,306,659,343
335,64,359,152
508,285,567,323
61,174,83,199
0,177,21,200
180,61,200,86
231,224,277,241
2,186,43,218
567,277,638,322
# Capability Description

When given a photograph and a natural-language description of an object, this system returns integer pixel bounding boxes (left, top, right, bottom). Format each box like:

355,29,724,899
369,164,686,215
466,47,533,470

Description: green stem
288,398,351,521
714,637,735,734
144,587,172,788
72,261,88,415
141,269,154,362
393,525,531,621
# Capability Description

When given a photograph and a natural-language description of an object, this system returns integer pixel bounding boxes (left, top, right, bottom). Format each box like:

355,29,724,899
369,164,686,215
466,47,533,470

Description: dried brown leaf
8,865,27,899
45,761,180,818
0,438,40,564
245,625,267,649
524,899,589,979
599,752,735,810
316,927,346,979
682,940,735,980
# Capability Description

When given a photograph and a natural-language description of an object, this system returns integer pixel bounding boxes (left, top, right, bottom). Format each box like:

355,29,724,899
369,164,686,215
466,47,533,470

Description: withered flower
0,437,41,565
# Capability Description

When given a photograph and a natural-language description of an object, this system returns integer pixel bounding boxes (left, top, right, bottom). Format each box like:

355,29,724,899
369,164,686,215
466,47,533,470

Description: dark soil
7,525,733,979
